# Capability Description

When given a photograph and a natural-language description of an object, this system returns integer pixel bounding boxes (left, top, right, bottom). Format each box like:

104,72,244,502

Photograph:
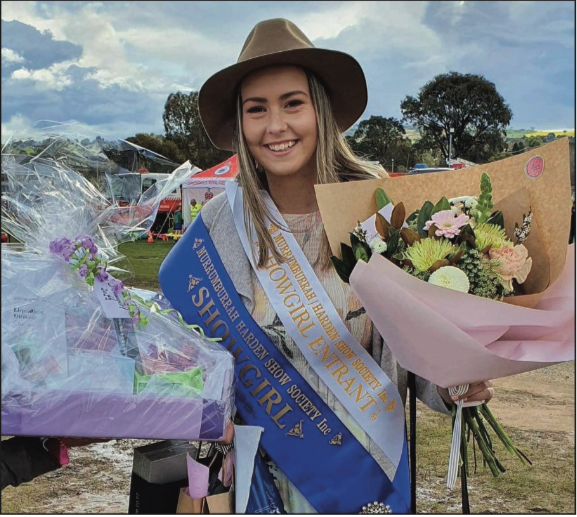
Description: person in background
190,199,202,222
173,208,184,235
1,437,107,491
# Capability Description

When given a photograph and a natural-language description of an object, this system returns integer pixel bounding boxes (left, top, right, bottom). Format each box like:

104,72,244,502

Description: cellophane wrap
1,129,236,441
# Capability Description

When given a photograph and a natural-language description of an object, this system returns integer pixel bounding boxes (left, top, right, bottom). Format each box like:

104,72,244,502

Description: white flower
464,197,478,209
369,237,387,254
428,266,470,293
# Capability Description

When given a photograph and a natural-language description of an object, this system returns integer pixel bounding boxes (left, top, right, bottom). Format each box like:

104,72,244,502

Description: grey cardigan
201,192,451,417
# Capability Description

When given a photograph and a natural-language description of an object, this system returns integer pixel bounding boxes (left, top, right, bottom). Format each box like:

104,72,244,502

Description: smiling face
240,65,318,181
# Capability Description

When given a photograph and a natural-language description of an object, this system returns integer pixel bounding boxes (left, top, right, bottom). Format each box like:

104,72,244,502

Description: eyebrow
242,90,308,106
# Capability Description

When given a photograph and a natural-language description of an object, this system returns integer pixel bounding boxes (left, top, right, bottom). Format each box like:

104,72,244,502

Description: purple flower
78,264,89,278
75,234,98,254
96,266,108,282
49,237,75,261
131,315,140,324
109,278,125,296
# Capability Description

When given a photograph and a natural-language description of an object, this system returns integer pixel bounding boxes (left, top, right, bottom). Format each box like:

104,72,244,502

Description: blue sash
159,214,410,514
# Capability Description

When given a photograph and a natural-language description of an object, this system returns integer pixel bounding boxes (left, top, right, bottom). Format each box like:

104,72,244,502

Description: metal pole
408,371,417,513
391,159,395,173
449,134,453,163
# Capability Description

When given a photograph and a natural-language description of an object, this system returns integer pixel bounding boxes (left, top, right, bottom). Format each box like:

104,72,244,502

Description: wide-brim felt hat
198,18,368,151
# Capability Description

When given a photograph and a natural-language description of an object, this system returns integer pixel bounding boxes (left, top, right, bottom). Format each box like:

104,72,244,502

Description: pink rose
489,244,533,291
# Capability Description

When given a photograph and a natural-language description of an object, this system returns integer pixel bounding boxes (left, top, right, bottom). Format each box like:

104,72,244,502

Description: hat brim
198,48,367,151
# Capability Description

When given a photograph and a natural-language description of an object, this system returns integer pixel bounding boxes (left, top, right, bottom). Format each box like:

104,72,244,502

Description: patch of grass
412,402,575,514
116,239,176,291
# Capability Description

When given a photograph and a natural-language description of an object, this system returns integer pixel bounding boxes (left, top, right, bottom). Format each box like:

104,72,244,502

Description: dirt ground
2,362,574,514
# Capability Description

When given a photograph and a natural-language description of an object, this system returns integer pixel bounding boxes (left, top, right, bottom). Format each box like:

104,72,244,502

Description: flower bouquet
315,139,575,489
1,128,236,441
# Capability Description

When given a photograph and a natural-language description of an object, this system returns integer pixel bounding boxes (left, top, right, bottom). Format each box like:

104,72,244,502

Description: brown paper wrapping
176,487,234,514
316,138,573,294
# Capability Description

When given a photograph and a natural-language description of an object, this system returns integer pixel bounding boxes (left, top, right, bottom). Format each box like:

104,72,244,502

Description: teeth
268,141,295,151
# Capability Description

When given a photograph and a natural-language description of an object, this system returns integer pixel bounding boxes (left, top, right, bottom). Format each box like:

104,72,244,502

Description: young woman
164,18,494,513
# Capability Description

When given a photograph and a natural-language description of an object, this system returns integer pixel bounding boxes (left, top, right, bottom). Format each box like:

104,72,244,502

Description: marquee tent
181,154,239,228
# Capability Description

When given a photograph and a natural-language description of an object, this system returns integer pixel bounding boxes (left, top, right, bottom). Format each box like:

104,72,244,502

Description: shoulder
200,191,232,232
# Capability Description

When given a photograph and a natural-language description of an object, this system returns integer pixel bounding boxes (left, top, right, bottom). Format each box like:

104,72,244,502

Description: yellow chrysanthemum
473,223,511,251
404,238,454,272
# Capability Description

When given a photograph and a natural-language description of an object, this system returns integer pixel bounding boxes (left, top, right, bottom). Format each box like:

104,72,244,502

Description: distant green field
404,128,574,141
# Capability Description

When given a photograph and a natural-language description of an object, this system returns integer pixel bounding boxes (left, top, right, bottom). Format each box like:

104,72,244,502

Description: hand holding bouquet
315,139,574,489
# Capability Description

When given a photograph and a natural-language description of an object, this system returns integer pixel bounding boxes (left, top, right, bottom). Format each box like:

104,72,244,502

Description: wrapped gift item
1,128,235,441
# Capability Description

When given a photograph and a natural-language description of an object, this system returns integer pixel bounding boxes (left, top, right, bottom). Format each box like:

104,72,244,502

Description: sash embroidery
225,182,406,470
158,212,411,514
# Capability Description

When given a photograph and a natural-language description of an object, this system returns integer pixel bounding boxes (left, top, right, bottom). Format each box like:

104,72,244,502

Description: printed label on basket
95,278,131,319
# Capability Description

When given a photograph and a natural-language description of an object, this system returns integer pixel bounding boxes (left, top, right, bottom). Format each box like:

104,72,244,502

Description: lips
265,140,297,152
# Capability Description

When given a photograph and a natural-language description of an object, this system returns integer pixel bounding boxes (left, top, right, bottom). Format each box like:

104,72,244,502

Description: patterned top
250,211,373,513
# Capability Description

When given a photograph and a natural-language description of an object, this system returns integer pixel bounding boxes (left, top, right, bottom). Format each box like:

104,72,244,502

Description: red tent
182,155,239,227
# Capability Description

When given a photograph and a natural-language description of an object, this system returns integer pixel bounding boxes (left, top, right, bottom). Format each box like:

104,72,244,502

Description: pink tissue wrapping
349,244,575,389
186,451,209,499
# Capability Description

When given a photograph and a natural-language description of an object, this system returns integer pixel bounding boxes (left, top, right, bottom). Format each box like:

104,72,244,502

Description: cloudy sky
1,1,575,142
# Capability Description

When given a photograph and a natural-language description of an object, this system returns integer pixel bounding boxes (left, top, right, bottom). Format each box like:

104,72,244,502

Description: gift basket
1,127,235,441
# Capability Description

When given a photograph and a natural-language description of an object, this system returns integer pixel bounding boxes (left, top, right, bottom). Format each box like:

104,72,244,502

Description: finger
464,387,494,403
462,381,493,400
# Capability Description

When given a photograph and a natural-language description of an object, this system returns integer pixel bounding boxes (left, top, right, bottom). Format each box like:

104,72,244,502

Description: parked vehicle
408,167,454,175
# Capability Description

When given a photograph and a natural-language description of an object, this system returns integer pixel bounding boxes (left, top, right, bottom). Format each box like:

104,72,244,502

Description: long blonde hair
233,68,387,269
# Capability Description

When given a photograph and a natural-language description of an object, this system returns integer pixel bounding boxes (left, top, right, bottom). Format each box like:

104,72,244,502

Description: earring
254,159,262,171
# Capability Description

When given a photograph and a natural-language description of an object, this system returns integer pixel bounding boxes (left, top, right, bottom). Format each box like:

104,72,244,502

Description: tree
125,133,186,165
400,72,512,164
346,116,416,171
163,91,232,170
525,136,544,148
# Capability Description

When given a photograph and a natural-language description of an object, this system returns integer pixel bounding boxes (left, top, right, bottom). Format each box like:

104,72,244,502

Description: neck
265,169,318,215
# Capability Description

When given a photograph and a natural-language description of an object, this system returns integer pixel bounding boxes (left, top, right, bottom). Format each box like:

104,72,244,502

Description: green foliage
400,72,512,164
525,136,544,148
487,210,505,229
346,115,416,169
416,200,434,237
455,248,508,299
470,173,494,224
125,133,186,165
431,197,451,216
350,232,371,263
375,188,393,209
163,91,233,170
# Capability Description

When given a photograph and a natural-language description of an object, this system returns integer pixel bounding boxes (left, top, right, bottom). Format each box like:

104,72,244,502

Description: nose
266,107,287,135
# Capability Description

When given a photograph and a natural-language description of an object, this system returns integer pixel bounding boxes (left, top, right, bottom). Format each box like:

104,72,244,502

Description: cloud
1,0,574,138
1,20,82,70
1,48,26,65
